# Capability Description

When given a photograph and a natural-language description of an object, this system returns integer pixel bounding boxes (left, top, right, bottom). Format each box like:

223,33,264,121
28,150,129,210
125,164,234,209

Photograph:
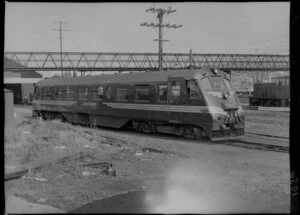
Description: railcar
32,68,245,141
249,75,290,107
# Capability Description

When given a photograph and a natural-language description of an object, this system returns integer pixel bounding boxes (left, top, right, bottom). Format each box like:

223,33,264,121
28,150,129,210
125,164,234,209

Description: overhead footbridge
4,52,289,72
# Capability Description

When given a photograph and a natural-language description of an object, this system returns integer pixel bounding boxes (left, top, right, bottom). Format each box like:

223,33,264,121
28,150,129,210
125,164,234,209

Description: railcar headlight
223,92,230,99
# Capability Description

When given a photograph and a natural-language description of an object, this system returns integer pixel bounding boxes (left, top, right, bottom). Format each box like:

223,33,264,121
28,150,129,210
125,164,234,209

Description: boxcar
32,68,245,141
249,75,290,107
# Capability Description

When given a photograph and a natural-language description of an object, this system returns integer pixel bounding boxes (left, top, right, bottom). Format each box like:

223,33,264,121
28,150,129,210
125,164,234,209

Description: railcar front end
196,71,245,141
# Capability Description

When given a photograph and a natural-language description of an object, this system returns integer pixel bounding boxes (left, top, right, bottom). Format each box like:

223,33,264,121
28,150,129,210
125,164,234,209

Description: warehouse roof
4,56,24,69
4,57,43,80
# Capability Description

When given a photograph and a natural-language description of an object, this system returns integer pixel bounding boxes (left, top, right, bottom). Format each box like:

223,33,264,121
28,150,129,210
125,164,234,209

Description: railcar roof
36,68,221,87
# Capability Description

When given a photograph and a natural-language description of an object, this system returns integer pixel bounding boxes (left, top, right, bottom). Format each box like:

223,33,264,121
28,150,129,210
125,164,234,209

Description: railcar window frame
34,85,40,99
78,87,88,100
200,77,212,90
187,80,202,99
135,85,150,102
208,76,226,90
92,86,104,100
116,86,130,102
171,81,181,99
223,77,233,90
66,86,76,100
286,78,289,86
54,87,63,100
43,87,51,100
158,84,168,103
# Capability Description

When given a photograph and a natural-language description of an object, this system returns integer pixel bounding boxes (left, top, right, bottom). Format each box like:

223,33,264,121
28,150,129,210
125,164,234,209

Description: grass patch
5,119,93,168
5,118,123,177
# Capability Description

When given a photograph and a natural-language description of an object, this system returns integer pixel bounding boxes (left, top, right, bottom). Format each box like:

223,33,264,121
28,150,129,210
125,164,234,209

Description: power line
141,5,182,71
51,21,72,76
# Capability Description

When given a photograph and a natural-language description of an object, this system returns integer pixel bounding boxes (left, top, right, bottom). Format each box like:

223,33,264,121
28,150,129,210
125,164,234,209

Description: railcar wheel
41,112,47,120
183,126,194,139
183,126,204,140
193,127,204,140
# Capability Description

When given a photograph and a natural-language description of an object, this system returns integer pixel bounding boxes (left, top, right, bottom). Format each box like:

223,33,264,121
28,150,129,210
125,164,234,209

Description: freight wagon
32,68,245,141
249,75,290,107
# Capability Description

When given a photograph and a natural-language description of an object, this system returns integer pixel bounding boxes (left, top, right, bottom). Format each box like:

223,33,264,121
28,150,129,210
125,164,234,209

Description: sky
5,2,290,55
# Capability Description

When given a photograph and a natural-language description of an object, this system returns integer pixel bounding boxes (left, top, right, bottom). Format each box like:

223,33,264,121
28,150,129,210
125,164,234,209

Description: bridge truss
4,52,289,72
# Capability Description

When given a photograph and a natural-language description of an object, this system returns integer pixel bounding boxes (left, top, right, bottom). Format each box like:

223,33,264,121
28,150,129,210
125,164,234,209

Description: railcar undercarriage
33,110,211,140
33,110,243,141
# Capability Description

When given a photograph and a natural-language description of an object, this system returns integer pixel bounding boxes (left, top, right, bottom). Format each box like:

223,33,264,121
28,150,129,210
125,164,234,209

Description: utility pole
51,21,71,77
141,6,182,71
189,49,194,69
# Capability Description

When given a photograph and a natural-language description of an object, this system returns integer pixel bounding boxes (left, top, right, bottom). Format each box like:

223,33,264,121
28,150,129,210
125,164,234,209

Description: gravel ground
5,106,290,213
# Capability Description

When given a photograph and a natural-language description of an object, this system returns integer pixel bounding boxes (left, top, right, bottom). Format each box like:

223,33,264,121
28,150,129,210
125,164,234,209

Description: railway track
223,139,289,153
82,130,129,148
245,132,289,140
81,125,289,154
5,152,91,181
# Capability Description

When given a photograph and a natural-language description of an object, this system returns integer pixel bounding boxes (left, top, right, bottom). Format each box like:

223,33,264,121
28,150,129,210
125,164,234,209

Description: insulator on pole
140,5,183,72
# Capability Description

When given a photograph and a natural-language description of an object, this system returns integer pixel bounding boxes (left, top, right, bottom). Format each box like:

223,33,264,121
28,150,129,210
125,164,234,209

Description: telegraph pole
141,6,182,71
51,21,71,76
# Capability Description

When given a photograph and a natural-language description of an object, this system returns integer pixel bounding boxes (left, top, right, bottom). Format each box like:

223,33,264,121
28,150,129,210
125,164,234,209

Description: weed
4,128,24,145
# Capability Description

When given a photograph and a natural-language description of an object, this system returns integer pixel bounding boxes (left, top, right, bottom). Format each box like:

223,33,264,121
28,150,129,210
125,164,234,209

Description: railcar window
172,86,180,96
209,77,226,89
200,78,212,90
171,81,181,102
93,86,104,100
66,87,75,100
116,87,129,101
44,87,51,99
79,87,88,100
135,85,150,102
34,86,40,99
223,78,233,90
54,87,63,100
158,85,168,102
187,81,201,99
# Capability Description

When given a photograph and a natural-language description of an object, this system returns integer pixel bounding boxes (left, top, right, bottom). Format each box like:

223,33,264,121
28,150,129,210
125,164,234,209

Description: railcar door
167,77,187,124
